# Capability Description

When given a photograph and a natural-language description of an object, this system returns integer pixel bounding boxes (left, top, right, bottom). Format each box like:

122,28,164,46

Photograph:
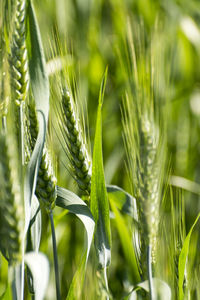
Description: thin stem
19,103,25,167
18,103,25,300
10,264,21,300
49,211,61,300
20,242,25,300
104,267,109,300
147,245,154,300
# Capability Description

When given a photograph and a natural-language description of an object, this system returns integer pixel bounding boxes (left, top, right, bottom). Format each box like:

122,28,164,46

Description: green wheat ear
122,24,167,278
0,131,23,264
60,86,92,195
10,0,29,106
26,101,57,213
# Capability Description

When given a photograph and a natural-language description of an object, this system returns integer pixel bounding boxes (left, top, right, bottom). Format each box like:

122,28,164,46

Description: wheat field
1,0,200,299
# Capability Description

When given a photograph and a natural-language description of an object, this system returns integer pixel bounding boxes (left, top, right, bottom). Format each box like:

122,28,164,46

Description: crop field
1,0,200,299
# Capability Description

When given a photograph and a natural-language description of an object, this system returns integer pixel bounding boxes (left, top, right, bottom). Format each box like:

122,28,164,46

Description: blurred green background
1,0,200,298
31,0,200,298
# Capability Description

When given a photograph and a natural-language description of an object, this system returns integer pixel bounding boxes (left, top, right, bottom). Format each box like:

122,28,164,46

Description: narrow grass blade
24,252,49,300
56,186,95,299
90,68,111,271
24,0,49,233
107,185,138,220
30,195,41,252
178,212,200,300
24,111,46,234
109,197,140,284
26,0,49,124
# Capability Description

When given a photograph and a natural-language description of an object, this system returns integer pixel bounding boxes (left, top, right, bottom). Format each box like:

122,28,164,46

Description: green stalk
19,104,25,167
18,103,25,300
50,211,61,300
147,246,154,300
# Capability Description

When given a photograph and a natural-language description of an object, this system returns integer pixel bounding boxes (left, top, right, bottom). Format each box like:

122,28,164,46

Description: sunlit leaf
90,68,111,271
24,252,49,300
126,278,171,300
178,212,200,300
56,186,95,299
24,0,49,234
30,195,41,252
24,112,46,235
107,185,138,221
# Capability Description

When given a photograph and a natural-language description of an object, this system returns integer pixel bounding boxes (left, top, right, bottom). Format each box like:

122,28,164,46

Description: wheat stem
147,245,154,300
50,211,61,300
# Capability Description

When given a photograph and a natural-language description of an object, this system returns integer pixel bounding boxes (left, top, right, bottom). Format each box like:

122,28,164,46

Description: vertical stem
104,267,109,300
147,245,154,300
18,103,25,300
49,211,61,300
19,103,25,167
20,242,25,300
10,264,21,300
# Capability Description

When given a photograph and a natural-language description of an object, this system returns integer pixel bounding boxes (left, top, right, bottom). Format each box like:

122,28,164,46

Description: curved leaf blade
30,195,41,252
24,252,49,300
56,186,95,299
107,185,138,221
24,111,46,235
126,278,171,300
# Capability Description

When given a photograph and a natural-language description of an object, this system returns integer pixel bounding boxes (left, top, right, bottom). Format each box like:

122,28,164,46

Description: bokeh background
1,0,200,299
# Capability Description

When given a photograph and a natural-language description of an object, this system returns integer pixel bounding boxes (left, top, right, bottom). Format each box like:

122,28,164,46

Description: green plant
1,0,200,299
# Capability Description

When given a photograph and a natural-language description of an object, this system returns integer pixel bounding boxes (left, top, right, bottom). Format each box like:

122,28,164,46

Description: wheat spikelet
0,131,23,264
122,24,166,278
136,117,160,276
26,101,57,213
10,0,28,106
61,87,92,195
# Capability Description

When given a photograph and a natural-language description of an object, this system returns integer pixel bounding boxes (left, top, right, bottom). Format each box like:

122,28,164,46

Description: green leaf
107,185,138,221
56,186,95,300
24,0,49,234
0,283,12,300
24,111,46,235
109,197,140,284
24,252,49,300
27,0,49,125
90,68,111,271
30,195,41,252
126,278,171,300
178,212,200,300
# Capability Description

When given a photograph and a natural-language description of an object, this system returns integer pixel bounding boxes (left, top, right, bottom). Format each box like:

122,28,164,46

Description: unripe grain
27,102,57,213
0,132,23,264
61,87,92,195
